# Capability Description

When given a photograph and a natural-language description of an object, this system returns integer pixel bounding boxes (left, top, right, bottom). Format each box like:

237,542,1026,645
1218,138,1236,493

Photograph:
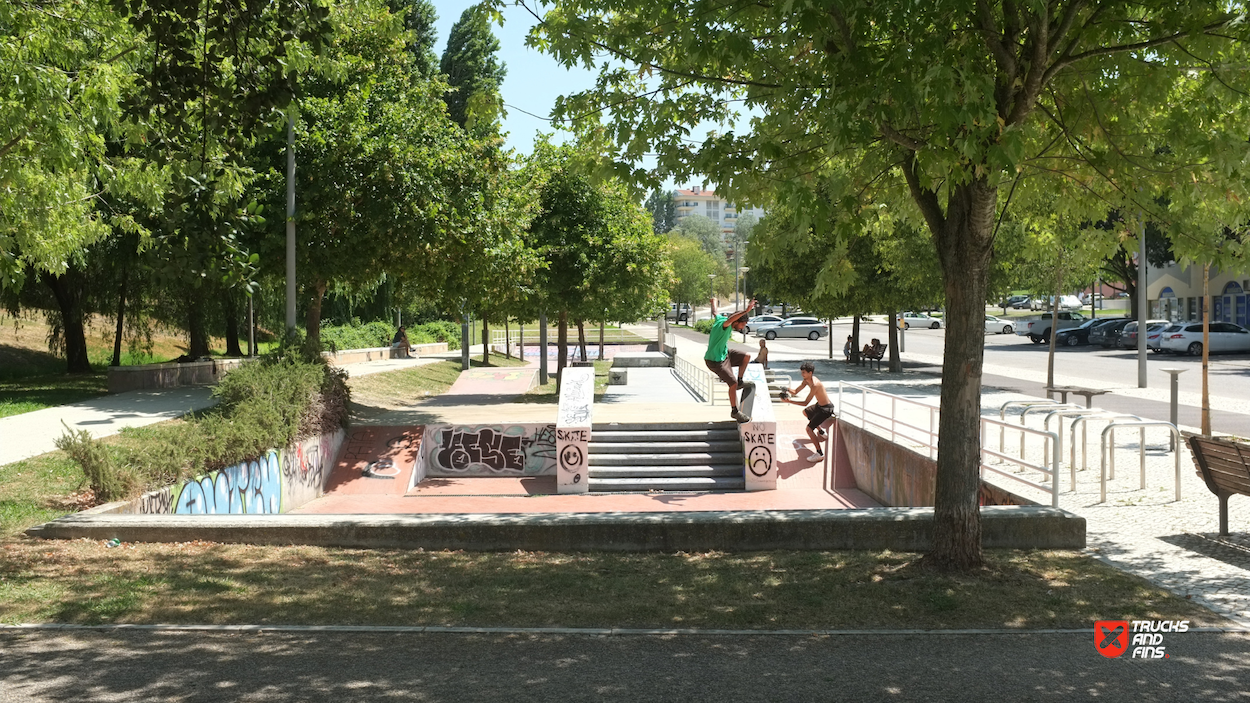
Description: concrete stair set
587,422,745,492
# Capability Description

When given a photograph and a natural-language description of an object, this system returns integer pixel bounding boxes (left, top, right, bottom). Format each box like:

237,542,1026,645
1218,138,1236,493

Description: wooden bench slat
1201,458,1250,473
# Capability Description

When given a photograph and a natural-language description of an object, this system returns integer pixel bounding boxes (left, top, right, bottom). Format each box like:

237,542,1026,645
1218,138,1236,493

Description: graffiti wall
421,424,557,477
739,363,777,491
556,366,594,493
117,429,346,515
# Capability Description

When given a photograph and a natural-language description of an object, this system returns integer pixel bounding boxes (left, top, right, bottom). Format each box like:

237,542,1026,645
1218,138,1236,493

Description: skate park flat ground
291,419,877,515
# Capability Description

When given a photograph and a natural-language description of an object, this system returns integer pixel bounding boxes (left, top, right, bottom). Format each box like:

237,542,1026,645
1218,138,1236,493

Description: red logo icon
1095,620,1129,658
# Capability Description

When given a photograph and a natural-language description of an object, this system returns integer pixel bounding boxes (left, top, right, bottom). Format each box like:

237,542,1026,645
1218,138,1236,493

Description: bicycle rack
1069,413,1141,473
1099,420,1182,503
1041,408,1120,489
1018,403,1083,459
998,399,1066,453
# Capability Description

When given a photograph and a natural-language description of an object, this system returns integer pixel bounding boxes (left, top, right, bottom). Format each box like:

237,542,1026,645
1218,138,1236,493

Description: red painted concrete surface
293,419,878,515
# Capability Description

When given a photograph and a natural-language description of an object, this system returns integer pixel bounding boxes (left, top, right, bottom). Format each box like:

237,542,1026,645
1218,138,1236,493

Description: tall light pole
738,267,750,311
1138,212,1148,388
734,239,749,308
285,111,297,332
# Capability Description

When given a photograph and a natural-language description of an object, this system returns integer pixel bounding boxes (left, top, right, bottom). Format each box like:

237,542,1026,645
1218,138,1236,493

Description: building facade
1147,262,1250,326
673,187,766,238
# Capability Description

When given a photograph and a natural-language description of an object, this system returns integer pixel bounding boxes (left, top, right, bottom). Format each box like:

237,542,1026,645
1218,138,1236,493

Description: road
2,629,1247,702
755,315,1250,436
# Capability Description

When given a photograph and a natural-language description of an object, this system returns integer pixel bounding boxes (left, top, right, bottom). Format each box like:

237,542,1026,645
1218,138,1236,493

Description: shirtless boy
781,361,836,461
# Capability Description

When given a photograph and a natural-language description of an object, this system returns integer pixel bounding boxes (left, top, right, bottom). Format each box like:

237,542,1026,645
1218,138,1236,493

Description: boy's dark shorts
705,349,749,385
803,403,836,430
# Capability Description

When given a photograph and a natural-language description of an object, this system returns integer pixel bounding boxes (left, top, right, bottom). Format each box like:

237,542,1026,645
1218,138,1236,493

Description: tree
667,234,719,313
529,0,1250,569
439,4,507,130
674,213,724,260
645,189,677,235
388,0,439,75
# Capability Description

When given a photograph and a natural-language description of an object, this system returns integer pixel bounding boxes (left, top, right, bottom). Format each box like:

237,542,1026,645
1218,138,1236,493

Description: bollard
1160,368,1186,450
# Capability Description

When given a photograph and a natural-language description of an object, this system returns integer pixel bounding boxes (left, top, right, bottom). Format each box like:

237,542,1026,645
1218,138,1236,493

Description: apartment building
673,186,766,238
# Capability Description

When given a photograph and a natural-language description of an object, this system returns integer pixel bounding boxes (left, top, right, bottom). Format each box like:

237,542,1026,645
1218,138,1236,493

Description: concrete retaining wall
101,429,346,515
107,358,251,394
417,424,558,481
25,506,1086,550
321,343,448,366
839,422,1039,508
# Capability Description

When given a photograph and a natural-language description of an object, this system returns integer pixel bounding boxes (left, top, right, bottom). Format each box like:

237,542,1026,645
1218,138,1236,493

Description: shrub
319,320,461,352
57,357,351,500
55,427,136,502
693,319,715,334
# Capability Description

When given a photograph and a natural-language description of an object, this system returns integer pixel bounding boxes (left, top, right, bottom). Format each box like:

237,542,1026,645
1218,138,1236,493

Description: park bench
1044,385,1110,408
1186,434,1250,536
859,344,888,371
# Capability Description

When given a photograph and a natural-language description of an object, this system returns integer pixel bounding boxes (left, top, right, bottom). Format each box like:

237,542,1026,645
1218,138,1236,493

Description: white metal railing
673,354,715,404
1099,420,1182,503
842,382,1061,507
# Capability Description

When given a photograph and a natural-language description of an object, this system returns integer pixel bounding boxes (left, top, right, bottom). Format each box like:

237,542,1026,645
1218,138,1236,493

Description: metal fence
673,355,716,404
838,382,1061,507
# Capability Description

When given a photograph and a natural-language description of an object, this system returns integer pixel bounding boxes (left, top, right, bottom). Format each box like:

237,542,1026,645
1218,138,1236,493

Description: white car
742,314,785,334
1159,322,1250,355
898,311,942,330
984,315,1014,334
755,316,829,340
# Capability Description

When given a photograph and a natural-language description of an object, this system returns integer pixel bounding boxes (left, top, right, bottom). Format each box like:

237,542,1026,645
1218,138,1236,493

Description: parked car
1116,319,1171,350
1015,310,1086,343
1160,322,1250,355
742,314,785,334
984,315,1014,334
755,316,828,340
898,311,942,329
1003,295,1030,309
1030,295,1084,311
1148,323,1179,352
1088,318,1133,348
1054,318,1114,347
665,303,691,323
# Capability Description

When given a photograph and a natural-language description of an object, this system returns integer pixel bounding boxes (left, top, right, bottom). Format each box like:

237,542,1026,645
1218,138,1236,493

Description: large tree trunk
42,269,92,374
926,178,998,571
557,310,568,391
1046,266,1064,389
852,315,860,354
599,320,605,361
482,318,489,365
187,293,210,359
577,320,587,362
304,279,327,354
223,291,243,357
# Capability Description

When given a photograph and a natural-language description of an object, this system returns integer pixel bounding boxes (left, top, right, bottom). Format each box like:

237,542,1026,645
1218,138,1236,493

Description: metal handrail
673,355,715,405
840,383,1062,506
1099,420,1181,503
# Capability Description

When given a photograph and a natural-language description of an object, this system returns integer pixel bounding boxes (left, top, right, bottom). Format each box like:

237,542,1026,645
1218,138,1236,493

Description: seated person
756,339,770,370
861,338,883,358
391,326,412,358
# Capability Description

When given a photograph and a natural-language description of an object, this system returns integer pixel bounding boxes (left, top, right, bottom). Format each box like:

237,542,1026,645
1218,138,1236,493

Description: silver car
1159,322,1250,355
742,314,785,334
755,316,828,340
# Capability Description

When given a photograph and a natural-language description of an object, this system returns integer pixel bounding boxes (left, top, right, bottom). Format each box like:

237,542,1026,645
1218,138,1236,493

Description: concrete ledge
24,506,1085,551
107,358,251,393
611,352,672,368
321,343,449,366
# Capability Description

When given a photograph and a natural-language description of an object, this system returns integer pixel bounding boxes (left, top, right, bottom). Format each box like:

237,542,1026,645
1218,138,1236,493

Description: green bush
320,320,461,352
57,358,351,500
55,427,137,502
693,319,715,334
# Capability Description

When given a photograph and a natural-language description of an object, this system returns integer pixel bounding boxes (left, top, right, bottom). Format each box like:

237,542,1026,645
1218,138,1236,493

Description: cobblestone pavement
830,372,1250,628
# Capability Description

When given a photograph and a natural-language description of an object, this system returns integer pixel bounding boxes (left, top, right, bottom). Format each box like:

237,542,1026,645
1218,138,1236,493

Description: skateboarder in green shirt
705,297,756,423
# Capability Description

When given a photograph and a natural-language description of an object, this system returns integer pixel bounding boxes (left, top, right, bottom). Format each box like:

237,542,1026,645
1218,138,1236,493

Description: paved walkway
0,387,216,466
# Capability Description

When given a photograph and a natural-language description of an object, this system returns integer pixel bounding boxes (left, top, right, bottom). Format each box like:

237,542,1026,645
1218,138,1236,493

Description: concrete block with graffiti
739,363,777,491
556,366,594,494
115,429,346,515
420,424,558,477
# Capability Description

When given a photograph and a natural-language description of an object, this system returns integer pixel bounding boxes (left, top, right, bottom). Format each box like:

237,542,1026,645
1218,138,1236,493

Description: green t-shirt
705,314,733,362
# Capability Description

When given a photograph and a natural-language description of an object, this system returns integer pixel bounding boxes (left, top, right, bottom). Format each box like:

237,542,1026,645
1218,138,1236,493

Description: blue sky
432,1,686,192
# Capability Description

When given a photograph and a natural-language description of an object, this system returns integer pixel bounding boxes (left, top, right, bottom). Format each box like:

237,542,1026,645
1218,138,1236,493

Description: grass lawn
0,373,109,419
517,360,612,403
349,356,529,408
0,540,1221,629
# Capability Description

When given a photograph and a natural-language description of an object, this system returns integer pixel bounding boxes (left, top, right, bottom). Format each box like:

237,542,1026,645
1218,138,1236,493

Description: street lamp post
738,267,750,312
734,240,749,308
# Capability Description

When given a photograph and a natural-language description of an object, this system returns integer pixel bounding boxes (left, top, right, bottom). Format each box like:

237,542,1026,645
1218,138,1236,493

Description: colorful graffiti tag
425,424,557,476
132,431,342,515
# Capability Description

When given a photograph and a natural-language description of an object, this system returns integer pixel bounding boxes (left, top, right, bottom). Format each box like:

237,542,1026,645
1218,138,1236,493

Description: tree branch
1044,15,1235,83
899,151,945,239
878,122,925,151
